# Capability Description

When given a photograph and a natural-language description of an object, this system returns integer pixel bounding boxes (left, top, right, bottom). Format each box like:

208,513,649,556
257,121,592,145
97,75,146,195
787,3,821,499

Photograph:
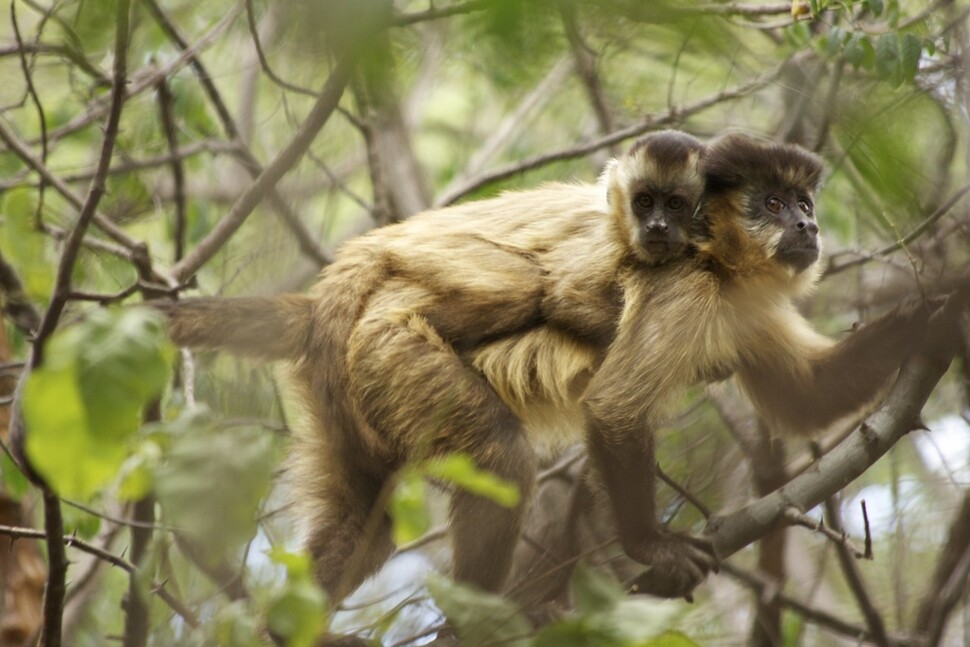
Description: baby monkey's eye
666,196,686,211
765,196,784,214
797,199,812,215
634,194,654,210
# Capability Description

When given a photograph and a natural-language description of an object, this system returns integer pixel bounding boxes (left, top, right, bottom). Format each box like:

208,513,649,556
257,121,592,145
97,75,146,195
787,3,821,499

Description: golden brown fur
160,131,930,601
162,130,709,599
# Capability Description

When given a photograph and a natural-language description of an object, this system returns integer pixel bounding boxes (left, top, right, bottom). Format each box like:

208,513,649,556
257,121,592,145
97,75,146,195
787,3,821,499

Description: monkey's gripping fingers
625,532,717,601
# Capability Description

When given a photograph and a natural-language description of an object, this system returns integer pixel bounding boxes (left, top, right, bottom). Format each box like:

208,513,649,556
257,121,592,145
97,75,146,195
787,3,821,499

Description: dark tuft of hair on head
628,130,705,167
703,134,824,196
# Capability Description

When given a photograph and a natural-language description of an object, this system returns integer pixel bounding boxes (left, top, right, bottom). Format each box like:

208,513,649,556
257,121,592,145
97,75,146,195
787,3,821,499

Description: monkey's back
293,182,624,458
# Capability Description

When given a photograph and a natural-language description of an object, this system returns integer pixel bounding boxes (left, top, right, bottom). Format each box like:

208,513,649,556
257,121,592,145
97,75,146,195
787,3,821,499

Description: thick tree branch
706,293,966,558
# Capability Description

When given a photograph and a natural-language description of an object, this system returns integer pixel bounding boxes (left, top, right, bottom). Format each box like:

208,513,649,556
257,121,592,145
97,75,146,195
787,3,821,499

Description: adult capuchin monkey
161,131,932,602
161,130,710,600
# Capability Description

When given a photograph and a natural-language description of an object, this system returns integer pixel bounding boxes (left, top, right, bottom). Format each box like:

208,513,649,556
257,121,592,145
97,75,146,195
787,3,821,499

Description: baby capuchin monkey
160,130,709,600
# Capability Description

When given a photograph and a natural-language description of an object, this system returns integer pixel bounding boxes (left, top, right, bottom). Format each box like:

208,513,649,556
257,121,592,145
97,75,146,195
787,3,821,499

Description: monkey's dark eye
634,194,654,210
666,196,685,211
797,200,812,215
765,196,784,214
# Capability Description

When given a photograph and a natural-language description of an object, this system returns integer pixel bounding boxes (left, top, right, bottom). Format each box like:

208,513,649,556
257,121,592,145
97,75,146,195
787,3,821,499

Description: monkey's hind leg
348,303,538,593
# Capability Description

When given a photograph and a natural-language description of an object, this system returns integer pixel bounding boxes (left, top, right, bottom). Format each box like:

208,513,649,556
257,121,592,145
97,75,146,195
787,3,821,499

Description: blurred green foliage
23,308,172,498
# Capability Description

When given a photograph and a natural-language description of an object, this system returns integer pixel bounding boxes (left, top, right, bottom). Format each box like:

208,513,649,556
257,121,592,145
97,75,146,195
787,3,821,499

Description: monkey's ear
600,158,620,206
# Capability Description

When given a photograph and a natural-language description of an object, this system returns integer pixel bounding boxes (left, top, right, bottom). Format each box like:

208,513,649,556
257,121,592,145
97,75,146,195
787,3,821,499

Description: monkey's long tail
154,295,314,362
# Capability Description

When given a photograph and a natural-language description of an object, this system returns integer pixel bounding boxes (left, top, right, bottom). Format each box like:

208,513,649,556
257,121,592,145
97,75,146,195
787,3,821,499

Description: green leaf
644,631,703,647
388,467,431,544
117,440,162,501
0,189,53,302
875,34,900,84
155,419,274,564
62,501,101,539
425,453,520,508
265,581,327,647
783,21,812,49
266,548,315,580
1,452,29,498
264,550,328,647
899,34,923,82
23,308,171,498
427,575,531,647
212,601,263,647
570,561,622,615
866,0,884,16
843,33,868,68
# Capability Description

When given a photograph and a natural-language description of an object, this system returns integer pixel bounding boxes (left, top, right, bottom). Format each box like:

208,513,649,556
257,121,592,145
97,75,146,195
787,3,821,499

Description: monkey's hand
624,531,717,600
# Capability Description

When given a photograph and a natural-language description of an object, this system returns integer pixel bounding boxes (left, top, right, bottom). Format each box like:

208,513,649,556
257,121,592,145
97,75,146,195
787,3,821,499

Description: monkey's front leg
585,416,715,599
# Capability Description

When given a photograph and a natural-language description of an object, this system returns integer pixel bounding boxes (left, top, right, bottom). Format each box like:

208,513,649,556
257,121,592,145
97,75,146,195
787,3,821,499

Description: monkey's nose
795,220,819,236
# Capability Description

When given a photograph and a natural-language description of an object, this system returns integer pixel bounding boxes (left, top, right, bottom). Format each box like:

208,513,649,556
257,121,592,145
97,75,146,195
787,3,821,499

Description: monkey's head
604,130,706,266
701,134,825,292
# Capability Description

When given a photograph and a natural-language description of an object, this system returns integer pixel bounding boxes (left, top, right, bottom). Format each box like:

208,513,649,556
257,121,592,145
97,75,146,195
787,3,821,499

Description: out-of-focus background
0,1,969,645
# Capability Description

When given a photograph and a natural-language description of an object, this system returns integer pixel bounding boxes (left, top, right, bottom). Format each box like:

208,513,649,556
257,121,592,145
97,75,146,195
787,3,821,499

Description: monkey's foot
626,532,717,600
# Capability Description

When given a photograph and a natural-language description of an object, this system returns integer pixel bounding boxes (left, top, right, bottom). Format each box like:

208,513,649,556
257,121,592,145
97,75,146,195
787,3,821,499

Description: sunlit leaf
117,440,162,501
265,549,328,647
1,452,29,499
425,453,520,507
388,467,431,544
266,548,315,580
0,189,52,302
23,308,172,498
265,582,327,647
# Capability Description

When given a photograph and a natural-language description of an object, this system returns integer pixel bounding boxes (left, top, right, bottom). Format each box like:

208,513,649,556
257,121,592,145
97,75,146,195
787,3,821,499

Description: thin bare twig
144,0,329,267
0,140,238,191
822,498,889,647
0,42,109,85
0,119,147,258
656,463,712,519
10,0,49,232
392,0,489,26
438,60,790,205
156,76,187,263
171,57,352,282
720,562,914,645
34,5,131,643
0,523,199,628
244,0,316,96
824,182,970,277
